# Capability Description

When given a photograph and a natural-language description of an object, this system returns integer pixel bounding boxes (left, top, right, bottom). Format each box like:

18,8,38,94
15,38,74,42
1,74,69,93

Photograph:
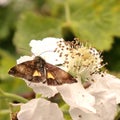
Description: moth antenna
31,50,56,57
39,50,55,56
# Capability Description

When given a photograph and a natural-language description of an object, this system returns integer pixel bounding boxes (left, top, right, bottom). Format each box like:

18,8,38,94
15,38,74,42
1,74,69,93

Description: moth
8,56,77,85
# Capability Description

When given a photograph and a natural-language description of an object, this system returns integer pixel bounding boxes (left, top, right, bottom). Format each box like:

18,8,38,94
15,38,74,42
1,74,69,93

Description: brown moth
8,56,77,85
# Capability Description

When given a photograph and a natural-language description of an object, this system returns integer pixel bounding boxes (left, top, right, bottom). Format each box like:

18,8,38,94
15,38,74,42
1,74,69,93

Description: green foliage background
0,0,120,120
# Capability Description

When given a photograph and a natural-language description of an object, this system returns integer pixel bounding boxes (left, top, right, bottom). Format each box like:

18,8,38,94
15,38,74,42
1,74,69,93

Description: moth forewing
45,63,77,84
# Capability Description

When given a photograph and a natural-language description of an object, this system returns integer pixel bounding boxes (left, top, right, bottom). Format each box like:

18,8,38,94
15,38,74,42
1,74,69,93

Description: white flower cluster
17,37,120,120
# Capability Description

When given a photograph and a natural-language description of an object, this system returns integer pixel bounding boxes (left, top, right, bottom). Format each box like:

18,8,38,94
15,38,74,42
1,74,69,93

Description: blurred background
0,0,120,119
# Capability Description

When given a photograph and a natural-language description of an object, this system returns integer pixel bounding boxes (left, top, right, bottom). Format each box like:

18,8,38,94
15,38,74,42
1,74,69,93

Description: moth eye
33,70,41,76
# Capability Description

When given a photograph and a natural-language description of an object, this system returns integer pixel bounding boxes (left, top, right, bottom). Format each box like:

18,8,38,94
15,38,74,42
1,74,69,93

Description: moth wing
45,63,77,85
8,60,46,82
8,61,35,80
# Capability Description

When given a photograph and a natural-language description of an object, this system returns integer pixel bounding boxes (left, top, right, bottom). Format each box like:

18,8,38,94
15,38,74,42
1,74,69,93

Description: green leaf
12,0,120,51
0,48,31,93
13,12,62,54
67,0,120,50
0,49,15,80
0,4,16,41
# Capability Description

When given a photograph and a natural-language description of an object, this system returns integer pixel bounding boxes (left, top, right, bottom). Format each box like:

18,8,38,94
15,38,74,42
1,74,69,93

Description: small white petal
17,98,64,120
17,56,34,64
29,38,65,65
69,93,116,120
57,81,96,113
25,81,58,98
30,37,63,55
40,52,64,65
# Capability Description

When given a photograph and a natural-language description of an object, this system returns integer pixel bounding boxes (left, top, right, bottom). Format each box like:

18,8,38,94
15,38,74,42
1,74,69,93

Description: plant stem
35,93,41,98
64,0,71,23
0,88,28,103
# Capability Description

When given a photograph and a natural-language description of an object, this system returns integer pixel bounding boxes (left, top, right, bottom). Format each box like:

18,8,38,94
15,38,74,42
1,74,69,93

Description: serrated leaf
13,12,62,54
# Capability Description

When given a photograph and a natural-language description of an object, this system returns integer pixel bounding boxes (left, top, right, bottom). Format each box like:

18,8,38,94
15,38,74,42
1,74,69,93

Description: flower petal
26,81,58,98
30,37,63,55
87,73,120,103
17,56,34,64
57,81,96,113
29,37,64,65
17,98,64,120
69,93,116,120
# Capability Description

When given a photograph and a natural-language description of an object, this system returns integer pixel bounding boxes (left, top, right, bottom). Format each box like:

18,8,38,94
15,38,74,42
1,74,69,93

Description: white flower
17,98,64,120
16,37,120,119
17,37,96,112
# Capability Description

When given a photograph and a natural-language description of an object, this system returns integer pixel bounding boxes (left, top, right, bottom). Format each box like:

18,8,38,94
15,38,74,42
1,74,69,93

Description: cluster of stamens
54,38,104,83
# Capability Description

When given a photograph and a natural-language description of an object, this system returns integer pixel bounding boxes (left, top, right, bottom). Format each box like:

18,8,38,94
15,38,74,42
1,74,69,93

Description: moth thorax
34,56,45,68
